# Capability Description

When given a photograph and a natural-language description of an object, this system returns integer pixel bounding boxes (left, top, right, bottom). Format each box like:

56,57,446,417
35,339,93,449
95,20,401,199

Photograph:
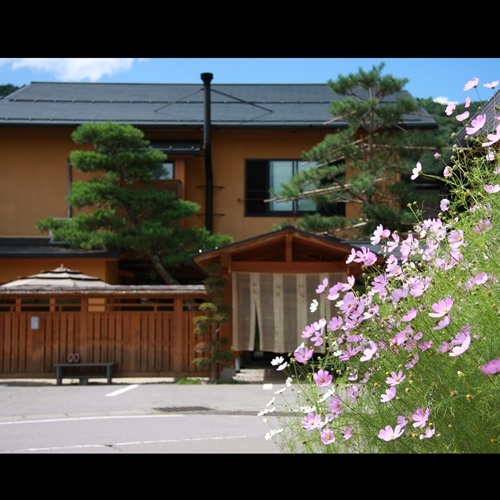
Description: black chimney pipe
201,72,214,233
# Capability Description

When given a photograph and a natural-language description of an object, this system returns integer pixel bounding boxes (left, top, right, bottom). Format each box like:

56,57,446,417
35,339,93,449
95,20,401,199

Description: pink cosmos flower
402,308,417,322
482,124,500,147
466,114,486,135
449,333,471,357
311,330,324,347
342,427,353,440
411,161,422,180
360,340,378,362
321,428,336,444
483,80,499,89
386,370,406,386
386,261,402,277
443,166,453,177
339,275,356,291
386,233,400,252
346,385,361,403
294,343,314,363
418,340,433,351
406,354,419,370
419,427,436,440
429,297,454,318
327,282,342,301
339,344,359,361
412,407,430,429
391,287,408,304
339,291,357,314
356,247,378,266
463,77,479,91
378,424,405,441
397,415,408,427
448,229,465,248
329,397,342,417
314,369,333,387
484,184,500,193
440,199,450,211
465,97,471,108
381,386,397,403
474,219,492,234
456,111,470,122
434,151,441,158
301,412,323,430
465,272,488,290
327,316,343,331
301,324,315,339
433,315,451,331
409,278,428,297
371,224,391,245
316,277,329,294
445,103,456,115
480,358,500,375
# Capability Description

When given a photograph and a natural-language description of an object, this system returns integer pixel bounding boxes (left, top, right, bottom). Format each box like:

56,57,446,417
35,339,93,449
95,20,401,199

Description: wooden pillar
171,296,184,372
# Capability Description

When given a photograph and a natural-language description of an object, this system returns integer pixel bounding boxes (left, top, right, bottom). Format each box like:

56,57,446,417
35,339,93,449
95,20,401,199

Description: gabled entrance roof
194,225,384,274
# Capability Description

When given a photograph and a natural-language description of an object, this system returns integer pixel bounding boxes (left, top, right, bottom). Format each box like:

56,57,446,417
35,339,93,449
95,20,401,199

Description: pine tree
273,63,442,239
37,122,232,284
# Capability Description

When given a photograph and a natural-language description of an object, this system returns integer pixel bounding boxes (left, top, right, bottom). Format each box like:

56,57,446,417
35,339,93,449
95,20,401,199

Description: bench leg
106,366,113,384
56,367,63,385
79,378,88,385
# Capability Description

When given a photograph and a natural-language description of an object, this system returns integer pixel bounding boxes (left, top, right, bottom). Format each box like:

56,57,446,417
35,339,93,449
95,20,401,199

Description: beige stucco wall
0,125,334,243
182,127,333,240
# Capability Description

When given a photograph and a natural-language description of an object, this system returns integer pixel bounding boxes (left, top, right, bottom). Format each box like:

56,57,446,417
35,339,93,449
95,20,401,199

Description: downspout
201,72,213,233
67,158,72,218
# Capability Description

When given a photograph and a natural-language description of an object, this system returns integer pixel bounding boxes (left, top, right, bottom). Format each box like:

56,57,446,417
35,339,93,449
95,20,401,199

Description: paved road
0,378,288,454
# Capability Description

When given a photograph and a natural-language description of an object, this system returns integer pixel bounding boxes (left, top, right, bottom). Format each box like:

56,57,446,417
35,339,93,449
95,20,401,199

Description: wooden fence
0,286,210,378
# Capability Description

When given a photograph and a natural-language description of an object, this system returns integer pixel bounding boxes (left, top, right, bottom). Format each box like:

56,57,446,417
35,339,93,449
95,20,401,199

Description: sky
0,57,499,105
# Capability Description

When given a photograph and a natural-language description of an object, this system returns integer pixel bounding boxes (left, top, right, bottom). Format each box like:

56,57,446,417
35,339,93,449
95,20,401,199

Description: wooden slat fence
0,288,208,378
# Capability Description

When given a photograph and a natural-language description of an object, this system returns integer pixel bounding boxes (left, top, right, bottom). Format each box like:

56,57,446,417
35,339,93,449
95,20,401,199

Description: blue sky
1,57,499,105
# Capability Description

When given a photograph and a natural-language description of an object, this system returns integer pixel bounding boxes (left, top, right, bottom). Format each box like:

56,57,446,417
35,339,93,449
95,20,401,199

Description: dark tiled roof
0,82,437,129
455,88,500,146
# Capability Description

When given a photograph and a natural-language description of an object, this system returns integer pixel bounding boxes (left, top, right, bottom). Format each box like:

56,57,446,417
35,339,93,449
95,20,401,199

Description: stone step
232,367,287,383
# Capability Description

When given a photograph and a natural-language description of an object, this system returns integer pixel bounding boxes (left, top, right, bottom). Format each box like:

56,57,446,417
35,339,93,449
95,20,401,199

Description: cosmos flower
480,358,500,375
411,161,422,180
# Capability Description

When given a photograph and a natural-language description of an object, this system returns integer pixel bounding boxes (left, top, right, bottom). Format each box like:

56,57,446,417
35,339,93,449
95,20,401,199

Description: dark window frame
245,159,319,217
245,159,345,217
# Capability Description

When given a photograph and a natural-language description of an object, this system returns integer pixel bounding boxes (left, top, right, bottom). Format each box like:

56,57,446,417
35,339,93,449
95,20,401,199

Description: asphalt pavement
0,376,291,453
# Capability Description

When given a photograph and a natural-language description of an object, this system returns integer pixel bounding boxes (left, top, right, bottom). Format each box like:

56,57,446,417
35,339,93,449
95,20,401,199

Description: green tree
37,122,232,284
273,63,444,239
0,84,20,98
193,262,233,382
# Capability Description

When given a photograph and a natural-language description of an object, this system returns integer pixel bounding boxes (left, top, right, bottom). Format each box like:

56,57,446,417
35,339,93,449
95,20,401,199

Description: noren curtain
232,272,346,353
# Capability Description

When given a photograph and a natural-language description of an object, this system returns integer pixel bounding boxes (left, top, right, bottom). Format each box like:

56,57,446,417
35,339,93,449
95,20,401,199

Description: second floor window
245,159,317,216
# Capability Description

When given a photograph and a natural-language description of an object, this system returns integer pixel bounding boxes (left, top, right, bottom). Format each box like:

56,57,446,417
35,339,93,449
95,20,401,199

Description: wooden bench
53,362,117,385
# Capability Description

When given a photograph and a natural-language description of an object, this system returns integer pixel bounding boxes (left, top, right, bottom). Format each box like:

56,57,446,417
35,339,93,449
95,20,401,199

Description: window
245,159,317,216
152,161,175,180
245,159,345,217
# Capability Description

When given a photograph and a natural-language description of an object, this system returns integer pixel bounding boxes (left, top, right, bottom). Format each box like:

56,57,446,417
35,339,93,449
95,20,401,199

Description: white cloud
433,96,458,105
0,58,139,82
